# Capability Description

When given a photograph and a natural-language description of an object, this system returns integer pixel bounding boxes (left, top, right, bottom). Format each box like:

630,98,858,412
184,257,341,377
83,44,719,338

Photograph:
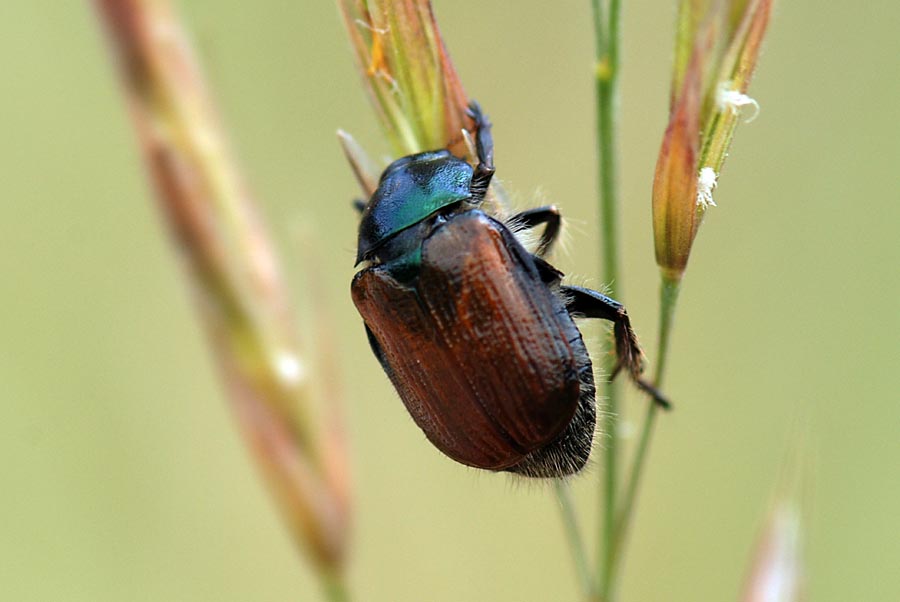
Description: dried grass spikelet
93,0,351,583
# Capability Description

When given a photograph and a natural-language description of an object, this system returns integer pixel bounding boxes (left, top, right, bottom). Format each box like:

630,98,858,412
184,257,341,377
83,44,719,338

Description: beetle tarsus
633,377,672,410
352,198,367,214
466,100,495,203
509,205,562,257
562,285,673,410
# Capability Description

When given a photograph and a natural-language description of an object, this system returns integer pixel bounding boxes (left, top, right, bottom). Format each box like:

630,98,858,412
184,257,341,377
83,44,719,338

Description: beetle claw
612,323,672,409
631,377,672,410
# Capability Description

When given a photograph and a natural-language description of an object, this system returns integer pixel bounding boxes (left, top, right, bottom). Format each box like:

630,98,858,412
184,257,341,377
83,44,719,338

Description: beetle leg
508,205,562,257
531,255,564,285
352,198,367,214
562,286,671,409
466,100,495,203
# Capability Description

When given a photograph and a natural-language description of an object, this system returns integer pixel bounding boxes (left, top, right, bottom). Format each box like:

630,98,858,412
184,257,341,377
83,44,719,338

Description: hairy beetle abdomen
352,211,590,472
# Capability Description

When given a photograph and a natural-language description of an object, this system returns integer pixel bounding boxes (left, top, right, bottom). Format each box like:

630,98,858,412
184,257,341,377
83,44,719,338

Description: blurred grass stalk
741,499,805,602
93,1,351,598
742,431,808,602
740,483,806,602
604,0,773,597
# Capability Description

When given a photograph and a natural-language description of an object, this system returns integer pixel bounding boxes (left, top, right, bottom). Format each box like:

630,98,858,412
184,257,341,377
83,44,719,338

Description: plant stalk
609,277,681,582
555,481,599,601
321,569,351,602
590,0,624,600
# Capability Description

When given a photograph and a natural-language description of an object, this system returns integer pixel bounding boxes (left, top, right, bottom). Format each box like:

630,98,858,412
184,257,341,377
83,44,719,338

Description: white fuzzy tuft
697,167,718,210
717,83,760,123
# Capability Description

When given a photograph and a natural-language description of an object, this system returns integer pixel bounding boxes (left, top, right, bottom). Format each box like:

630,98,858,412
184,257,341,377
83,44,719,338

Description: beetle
351,101,669,478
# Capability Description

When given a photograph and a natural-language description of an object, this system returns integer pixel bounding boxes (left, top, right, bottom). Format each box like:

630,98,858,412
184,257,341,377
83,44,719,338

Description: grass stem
611,278,680,578
555,481,599,601
321,570,351,602
590,0,624,600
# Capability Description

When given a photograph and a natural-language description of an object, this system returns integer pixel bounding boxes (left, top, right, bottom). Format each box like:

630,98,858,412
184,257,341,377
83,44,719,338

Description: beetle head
356,150,474,265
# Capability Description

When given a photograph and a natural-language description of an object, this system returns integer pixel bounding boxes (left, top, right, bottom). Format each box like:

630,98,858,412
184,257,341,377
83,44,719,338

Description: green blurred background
2,1,898,600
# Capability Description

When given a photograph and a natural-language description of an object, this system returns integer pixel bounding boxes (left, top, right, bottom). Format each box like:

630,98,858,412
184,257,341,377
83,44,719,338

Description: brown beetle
351,102,668,478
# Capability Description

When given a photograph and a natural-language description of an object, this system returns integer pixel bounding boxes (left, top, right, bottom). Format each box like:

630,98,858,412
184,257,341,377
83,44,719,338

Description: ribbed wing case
352,211,586,470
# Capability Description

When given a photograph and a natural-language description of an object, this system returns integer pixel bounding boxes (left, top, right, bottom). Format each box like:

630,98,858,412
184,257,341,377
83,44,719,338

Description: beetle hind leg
562,286,671,409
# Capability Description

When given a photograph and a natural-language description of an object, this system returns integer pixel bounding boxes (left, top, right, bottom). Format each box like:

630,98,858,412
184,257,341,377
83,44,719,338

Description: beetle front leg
466,100,495,203
508,205,561,257
562,285,671,409
352,198,367,214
